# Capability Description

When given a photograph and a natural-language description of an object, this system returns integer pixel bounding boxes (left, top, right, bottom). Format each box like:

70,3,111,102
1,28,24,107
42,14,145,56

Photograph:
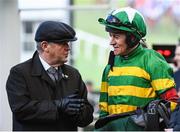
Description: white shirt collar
39,55,51,71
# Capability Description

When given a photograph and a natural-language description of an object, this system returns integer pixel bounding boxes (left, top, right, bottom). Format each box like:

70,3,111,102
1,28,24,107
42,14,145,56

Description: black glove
54,94,85,115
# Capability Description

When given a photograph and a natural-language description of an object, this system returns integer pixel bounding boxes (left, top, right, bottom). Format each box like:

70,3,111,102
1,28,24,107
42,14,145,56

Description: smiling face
40,41,70,67
109,32,139,56
109,32,131,56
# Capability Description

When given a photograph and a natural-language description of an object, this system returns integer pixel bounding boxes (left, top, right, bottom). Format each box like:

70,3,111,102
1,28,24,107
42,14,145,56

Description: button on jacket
6,51,93,131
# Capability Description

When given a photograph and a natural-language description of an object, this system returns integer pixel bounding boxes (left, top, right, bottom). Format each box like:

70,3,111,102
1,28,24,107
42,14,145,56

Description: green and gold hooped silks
99,45,175,118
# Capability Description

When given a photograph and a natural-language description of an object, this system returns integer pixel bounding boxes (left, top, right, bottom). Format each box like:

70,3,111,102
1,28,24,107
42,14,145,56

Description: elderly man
6,21,93,131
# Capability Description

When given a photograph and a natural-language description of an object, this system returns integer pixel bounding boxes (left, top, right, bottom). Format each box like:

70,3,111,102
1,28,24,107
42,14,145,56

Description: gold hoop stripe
101,82,108,92
108,85,156,98
108,67,150,80
151,79,175,90
99,102,137,114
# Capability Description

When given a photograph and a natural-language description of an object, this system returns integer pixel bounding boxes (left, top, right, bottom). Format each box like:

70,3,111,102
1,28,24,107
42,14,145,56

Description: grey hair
36,42,43,52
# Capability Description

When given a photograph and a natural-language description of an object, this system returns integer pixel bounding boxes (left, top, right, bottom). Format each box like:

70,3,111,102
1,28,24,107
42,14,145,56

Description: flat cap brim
47,37,77,43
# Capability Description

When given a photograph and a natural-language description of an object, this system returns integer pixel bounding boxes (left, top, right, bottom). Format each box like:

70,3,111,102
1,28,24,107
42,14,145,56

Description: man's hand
54,94,85,115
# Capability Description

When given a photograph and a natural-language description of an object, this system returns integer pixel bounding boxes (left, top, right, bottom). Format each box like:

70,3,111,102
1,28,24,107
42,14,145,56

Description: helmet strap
126,32,140,49
108,51,115,71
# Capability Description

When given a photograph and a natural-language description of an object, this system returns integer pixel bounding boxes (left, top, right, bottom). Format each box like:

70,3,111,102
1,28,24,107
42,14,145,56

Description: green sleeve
147,51,175,95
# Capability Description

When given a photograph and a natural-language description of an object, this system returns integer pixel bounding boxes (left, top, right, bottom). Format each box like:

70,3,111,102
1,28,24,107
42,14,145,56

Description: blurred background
0,0,180,131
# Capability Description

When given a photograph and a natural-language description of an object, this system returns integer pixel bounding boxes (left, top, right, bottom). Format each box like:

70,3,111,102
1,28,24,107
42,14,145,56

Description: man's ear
41,41,49,52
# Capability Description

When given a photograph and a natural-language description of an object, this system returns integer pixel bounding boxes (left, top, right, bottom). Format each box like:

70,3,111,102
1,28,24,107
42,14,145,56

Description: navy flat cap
35,21,77,43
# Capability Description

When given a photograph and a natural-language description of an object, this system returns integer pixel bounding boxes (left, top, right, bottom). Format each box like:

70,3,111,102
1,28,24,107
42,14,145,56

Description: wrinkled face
109,32,128,55
40,41,70,66
174,46,180,68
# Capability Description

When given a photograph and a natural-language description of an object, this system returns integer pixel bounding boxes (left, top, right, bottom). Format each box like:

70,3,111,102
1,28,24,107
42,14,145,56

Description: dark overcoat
6,51,93,131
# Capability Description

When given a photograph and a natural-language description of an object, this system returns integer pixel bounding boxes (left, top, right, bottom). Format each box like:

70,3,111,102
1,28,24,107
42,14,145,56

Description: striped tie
47,67,59,83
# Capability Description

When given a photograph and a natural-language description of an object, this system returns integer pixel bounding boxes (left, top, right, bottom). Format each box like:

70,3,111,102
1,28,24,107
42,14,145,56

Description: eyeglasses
106,15,131,28
106,15,142,37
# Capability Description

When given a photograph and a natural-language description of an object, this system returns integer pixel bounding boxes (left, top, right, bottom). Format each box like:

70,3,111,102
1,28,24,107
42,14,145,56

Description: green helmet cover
98,7,147,39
